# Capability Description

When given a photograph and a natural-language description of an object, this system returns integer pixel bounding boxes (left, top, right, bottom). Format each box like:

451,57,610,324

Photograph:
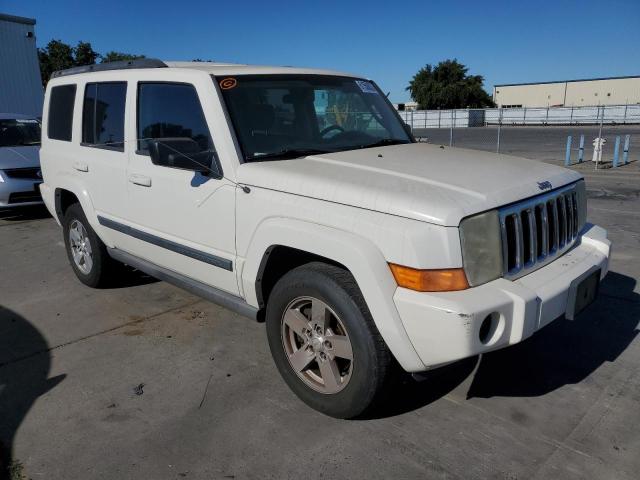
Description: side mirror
147,138,220,176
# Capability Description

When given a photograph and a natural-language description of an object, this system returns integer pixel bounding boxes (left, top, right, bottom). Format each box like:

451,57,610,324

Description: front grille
8,190,42,204
2,167,41,180
500,183,579,279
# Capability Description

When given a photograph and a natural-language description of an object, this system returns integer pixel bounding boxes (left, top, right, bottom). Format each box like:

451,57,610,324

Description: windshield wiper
247,148,331,162
358,138,410,150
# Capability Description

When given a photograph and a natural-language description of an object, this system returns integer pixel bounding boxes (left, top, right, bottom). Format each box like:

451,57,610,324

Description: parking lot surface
1,155,639,479
414,125,640,165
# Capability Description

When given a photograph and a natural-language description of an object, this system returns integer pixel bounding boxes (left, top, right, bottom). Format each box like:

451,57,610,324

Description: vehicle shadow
0,306,65,480
361,355,479,419
103,265,160,289
466,271,638,399
0,205,51,221
364,271,638,418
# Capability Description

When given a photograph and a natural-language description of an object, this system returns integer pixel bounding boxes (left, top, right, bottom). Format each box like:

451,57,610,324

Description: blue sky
3,0,639,102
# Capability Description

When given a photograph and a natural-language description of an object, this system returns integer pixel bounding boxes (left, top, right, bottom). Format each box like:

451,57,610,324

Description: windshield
0,118,42,147
217,75,411,161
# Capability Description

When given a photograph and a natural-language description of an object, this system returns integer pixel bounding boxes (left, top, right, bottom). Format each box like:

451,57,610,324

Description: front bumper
0,175,43,207
394,224,610,369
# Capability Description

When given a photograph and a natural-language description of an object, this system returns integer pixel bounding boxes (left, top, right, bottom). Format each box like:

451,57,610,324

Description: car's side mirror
147,138,220,177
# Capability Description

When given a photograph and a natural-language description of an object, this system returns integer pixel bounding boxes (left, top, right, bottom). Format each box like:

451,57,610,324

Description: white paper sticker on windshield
355,80,378,94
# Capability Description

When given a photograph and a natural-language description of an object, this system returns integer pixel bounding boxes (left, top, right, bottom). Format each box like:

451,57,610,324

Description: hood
0,146,40,170
237,143,581,227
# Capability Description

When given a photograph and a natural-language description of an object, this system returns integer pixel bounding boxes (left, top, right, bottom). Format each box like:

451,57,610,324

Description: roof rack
51,58,167,78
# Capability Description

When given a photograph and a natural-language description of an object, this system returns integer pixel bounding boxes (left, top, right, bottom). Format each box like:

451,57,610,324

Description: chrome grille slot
557,197,566,248
499,184,581,279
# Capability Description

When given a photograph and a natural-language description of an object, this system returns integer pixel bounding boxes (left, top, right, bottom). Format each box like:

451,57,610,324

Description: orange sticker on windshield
220,78,237,90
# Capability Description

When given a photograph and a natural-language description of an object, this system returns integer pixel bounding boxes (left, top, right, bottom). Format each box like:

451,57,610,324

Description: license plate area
566,268,600,320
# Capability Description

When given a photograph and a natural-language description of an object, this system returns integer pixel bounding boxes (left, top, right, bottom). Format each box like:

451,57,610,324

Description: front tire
63,204,117,288
266,262,394,418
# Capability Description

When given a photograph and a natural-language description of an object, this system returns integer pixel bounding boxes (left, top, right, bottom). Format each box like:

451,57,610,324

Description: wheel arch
54,188,80,223
256,245,346,309
241,217,426,372
52,178,99,231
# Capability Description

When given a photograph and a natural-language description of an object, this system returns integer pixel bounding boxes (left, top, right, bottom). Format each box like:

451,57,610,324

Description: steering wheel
320,125,345,138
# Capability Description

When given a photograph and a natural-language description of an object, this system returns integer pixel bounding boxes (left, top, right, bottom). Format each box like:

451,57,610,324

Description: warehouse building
0,13,43,116
493,75,640,108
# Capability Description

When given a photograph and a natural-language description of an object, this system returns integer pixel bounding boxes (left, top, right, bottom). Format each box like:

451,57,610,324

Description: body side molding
98,216,233,271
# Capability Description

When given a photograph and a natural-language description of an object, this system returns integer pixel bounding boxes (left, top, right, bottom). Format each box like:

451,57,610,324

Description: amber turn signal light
388,264,469,292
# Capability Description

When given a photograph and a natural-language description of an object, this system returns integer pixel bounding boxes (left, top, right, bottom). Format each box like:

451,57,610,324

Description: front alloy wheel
282,296,354,394
266,262,395,418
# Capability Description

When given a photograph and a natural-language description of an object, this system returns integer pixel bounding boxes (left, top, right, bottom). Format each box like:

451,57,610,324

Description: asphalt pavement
1,150,639,479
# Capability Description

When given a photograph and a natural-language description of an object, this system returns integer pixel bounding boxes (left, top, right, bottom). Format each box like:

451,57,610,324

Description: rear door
118,80,238,294
77,81,130,222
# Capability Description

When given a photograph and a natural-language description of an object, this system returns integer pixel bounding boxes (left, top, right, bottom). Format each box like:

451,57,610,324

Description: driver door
120,81,238,295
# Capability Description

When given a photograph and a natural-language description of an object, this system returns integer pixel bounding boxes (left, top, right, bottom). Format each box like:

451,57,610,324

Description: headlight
575,179,587,232
0,171,4,183
459,210,503,286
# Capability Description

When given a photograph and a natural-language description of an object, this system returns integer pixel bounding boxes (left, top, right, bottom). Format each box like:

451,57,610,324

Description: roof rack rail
51,58,167,78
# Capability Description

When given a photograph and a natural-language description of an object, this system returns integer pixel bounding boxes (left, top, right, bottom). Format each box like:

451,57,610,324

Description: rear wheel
266,262,394,418
63,204,118,288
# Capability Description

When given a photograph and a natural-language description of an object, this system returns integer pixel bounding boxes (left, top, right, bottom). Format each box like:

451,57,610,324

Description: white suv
40,60,611,418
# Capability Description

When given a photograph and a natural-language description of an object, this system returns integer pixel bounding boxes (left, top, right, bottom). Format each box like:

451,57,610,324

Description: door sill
107,248,258,320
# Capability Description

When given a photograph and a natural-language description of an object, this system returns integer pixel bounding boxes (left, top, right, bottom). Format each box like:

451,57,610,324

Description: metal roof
0,13,36,25
495,75,640,88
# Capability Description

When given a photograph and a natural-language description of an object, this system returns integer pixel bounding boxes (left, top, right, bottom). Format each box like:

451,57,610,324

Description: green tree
101,51,146,63
38,39,74,86
74,41,100,66
407,59,494,109
38,40,146,85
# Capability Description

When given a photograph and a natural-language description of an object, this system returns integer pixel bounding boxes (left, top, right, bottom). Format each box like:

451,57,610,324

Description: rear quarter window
48,84,77,141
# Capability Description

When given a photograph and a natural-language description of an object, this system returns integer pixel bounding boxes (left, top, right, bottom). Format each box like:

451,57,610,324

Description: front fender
241,217,426,372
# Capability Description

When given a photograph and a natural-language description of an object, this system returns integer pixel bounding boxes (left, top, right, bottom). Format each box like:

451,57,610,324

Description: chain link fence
397,105,639,168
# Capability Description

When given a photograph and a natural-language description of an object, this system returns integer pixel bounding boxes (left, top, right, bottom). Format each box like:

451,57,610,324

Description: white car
39,60,610,418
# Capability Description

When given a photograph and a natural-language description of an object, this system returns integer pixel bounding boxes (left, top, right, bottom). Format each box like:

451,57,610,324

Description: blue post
613,136,621,168
565,135,572,166
623,135,631,164
578,134,585,163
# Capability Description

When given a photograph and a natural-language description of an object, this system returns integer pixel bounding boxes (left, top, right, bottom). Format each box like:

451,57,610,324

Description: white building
0,13,44,116
394,101,419,111
493,75,640,108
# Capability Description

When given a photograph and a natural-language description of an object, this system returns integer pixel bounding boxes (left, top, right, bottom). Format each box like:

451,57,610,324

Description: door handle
129,174,152,187
73,161,88,172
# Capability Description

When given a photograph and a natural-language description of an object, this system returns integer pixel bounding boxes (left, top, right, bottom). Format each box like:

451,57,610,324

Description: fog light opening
479,312,501,345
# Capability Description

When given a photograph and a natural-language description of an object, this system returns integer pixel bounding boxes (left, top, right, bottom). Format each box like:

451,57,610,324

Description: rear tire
62,203,118,288
266,262,394,418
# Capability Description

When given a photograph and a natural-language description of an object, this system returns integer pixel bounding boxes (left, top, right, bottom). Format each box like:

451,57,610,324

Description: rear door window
48,84,76,141
82,82,127,150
